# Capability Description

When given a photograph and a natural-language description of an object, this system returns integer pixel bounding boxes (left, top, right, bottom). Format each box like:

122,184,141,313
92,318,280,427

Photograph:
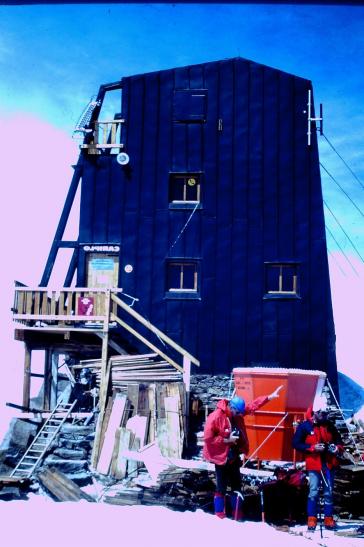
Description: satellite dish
117,152,130,165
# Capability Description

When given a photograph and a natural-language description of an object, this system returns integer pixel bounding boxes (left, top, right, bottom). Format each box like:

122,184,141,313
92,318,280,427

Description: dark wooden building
15,57,338,403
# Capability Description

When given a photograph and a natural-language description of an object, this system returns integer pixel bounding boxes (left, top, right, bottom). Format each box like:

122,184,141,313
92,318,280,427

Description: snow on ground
0,495,362,547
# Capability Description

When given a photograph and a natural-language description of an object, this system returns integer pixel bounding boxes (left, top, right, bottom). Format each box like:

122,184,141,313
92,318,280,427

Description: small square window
264,263,300,297
166,261,200,298
169,173,201,204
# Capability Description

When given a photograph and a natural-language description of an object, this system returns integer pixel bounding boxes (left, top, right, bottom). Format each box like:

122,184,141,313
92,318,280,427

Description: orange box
233,367,326,461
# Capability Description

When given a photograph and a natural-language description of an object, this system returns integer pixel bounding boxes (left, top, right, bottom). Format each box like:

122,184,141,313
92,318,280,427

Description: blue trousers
307,469,335,517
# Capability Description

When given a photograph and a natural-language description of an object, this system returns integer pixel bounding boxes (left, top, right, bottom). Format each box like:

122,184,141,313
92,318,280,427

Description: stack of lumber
37,467,95,502
334,464,364,518
77,353,183,387
104,467,216,511
95,380,186,477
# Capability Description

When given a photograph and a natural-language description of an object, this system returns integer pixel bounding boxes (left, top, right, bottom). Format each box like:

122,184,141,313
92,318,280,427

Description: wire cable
322,133,364,192
325,225,359,277
324,201,364,263
168,202,199,254
320,162,364,218
327,249,347,277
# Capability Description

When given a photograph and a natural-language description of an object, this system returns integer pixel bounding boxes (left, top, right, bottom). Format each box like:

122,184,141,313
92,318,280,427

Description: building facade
42,57,337,390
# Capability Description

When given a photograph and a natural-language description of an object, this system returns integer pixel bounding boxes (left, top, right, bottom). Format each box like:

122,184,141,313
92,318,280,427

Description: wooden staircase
10,400,77,479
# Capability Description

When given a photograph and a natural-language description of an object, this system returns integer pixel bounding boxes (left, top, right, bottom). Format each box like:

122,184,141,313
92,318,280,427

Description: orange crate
233,367,326,461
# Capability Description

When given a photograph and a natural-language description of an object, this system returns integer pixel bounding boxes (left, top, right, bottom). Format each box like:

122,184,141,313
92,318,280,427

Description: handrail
111,293,199,366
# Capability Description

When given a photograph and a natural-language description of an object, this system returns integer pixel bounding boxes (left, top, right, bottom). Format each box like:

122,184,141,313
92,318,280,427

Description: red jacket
203,396,269,465
292,407,343,471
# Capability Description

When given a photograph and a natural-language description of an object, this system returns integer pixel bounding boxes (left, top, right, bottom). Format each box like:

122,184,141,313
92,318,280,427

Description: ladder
10,400,77,479
73,96,100,135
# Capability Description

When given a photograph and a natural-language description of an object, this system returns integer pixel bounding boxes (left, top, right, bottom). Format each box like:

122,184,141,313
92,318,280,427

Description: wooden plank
156,418,169,457
33,291,41,315
22,344,31,409
147,384,157,444
38,468,95,502
110,427,132,480
127,437,140,477
58,292,65,326
96,393,126,475
14,314,106,321
16,290,24,314
41,292,48,314
50,291,57,316
92,394,113,469
25,291,33,314
66,290,73,318
164,396,182,458
156,384,167,419
126,415,149,448
127,384,139,417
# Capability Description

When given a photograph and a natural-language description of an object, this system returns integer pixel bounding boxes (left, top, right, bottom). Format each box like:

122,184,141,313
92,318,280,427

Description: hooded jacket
292,407,343,471
203,396,269,465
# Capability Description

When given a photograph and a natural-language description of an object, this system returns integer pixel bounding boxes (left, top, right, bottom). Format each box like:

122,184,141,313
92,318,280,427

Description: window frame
263,262,301,300
168,172,203,209
165,259,201,300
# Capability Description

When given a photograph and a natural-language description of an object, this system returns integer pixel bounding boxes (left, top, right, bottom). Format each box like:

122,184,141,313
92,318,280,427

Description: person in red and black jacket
292,405,344,531
203,386,283,519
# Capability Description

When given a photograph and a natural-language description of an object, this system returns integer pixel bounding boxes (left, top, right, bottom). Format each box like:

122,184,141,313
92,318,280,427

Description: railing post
183,355,191,430
91,289,111,468
22,344,32,409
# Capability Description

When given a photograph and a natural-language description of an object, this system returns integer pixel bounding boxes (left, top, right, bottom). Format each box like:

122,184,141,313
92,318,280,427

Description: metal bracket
305,89,323,146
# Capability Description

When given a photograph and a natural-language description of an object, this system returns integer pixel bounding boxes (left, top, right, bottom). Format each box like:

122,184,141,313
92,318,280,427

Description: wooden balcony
13,286,120,332
12,284,200,375
80,119,125,153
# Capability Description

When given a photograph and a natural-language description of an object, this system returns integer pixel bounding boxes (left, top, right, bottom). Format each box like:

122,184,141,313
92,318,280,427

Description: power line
327,249,347,277
322,133,364,192
320,162,364,218
325,226,359,277
324,200,364,263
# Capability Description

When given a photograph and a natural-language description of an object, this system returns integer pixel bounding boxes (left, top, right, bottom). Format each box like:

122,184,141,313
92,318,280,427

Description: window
173,89,207,122
264,263,300,298
169,173,201,204
166,260,200,299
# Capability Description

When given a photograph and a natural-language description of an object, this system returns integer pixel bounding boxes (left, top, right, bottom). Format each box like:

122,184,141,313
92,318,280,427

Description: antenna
306,89,323,146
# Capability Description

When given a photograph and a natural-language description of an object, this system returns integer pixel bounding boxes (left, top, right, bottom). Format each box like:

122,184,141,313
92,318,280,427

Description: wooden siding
76,57,337,390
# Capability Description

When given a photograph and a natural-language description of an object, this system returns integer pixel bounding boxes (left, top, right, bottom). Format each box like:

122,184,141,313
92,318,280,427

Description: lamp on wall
116,152,130,165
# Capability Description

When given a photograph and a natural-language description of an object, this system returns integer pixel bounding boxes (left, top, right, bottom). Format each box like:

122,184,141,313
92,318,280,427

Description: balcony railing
80,119,124,153
12,286,119,328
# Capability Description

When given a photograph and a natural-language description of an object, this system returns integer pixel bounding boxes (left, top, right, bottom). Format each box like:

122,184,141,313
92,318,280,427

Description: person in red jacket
203,385,283,519
292,404,343,531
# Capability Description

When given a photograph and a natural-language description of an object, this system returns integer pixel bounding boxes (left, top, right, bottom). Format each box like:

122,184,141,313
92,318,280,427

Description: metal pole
242,412,289,467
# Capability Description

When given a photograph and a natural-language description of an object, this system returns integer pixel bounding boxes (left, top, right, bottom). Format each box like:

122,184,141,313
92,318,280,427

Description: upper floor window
264,263,300,299
169,173,201,205
165,260,200,299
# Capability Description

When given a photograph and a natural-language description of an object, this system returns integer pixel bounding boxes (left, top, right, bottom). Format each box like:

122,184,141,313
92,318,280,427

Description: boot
214,493,226,519
324,516,336,531
230,492,244,521
307,516,317,531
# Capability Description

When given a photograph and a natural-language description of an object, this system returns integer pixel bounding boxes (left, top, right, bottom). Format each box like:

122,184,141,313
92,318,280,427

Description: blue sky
0,4,363,418
1,3,363,263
